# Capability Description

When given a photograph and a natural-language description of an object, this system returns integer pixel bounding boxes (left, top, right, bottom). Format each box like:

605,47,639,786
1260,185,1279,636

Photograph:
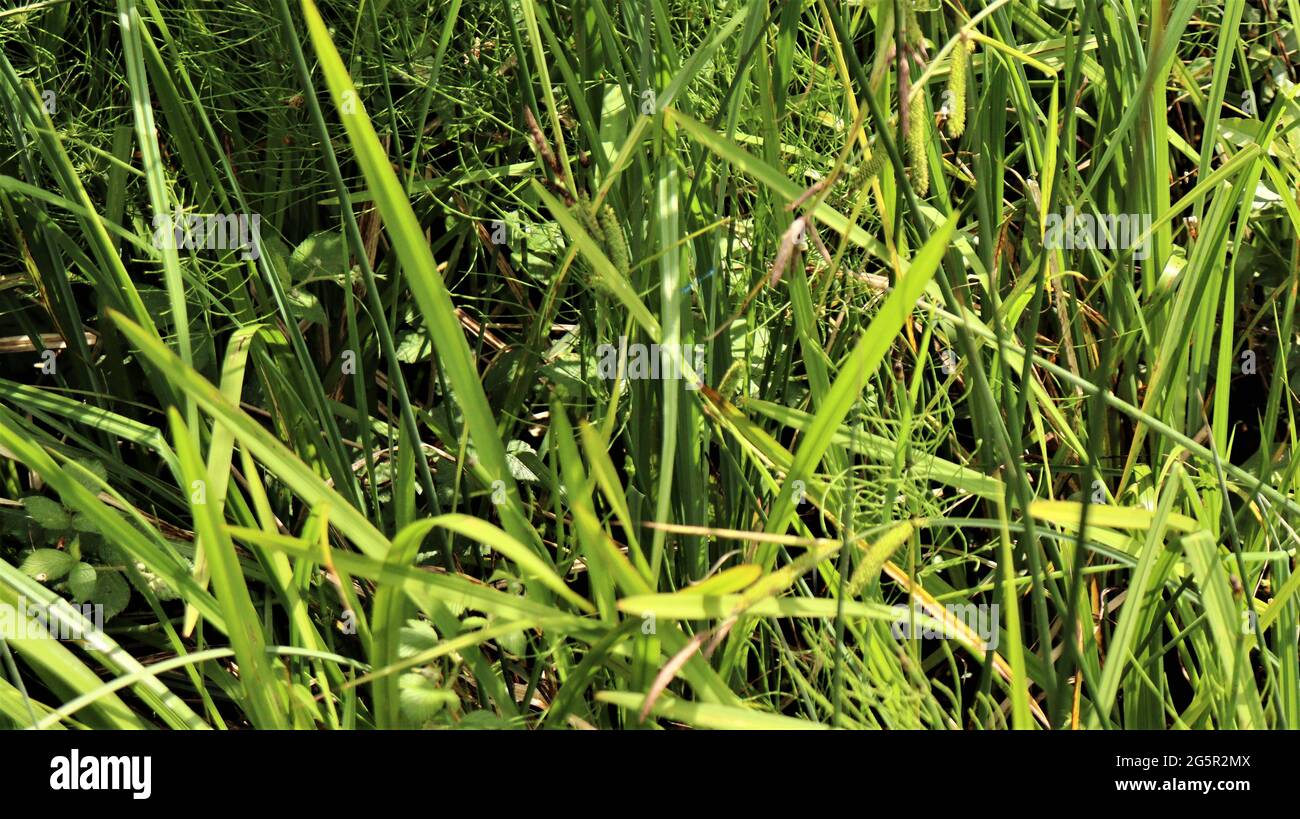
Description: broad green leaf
24,496,71,531
20,548,75,582
68,561,97,601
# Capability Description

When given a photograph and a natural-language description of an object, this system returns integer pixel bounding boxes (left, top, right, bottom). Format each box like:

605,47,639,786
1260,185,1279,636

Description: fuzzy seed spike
907,90,930,195
946,40,968,138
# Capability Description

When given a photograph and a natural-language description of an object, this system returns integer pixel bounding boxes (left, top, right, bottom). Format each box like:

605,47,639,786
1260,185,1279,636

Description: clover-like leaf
398,672,459,722
24,496,72,532
289,230,349,284
68,562,98,601
89,570,131,622
69,460,108,492
398,619,440,658
20,549,75,582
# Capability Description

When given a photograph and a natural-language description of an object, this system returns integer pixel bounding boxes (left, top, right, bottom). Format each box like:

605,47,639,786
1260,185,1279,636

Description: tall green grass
0,0,1296,729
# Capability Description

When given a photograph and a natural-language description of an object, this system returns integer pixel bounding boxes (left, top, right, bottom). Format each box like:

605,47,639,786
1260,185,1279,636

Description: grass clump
0,0,1296,730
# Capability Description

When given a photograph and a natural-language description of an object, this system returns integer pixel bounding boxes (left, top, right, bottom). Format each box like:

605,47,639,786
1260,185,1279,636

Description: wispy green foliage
0,0,1296,730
